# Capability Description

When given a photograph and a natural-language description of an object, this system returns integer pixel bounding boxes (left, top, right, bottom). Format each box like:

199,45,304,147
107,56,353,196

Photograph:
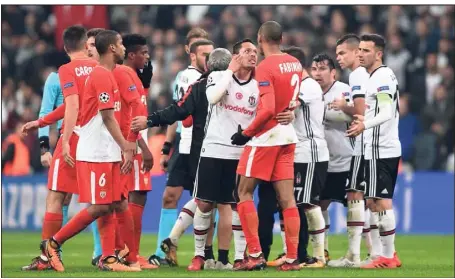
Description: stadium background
1,5,454,235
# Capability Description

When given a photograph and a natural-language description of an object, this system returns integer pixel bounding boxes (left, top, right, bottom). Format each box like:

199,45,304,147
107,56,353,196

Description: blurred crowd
1,5,454,173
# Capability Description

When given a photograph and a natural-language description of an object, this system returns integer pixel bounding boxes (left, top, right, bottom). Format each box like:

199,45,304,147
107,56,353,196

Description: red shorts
128,154,152,192
77,161,121,204
237,144,296,182
47,133,79,194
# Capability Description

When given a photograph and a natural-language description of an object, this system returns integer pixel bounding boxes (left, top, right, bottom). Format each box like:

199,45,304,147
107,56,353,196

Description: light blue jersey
38,72,64,137
172,71,182,134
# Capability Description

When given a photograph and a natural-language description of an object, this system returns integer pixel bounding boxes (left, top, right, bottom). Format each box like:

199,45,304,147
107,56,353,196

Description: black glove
146,113,161,128
39,136,50,155
231,125,251,145
137,60,153,89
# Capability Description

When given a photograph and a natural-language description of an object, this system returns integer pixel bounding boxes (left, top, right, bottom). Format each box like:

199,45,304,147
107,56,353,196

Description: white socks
346,200,365,262
370,211,383,257
169,198,197,246
305,206,326,263
378,209,396,259
193,207,211,257
232,210,246,261
322,210,330,251
280,219,287,254
363,208,373,255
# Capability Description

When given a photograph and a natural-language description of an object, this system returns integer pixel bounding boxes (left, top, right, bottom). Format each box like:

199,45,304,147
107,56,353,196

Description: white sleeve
299,79,322,104
206,70,233,104
349,70,367,100
363,95,393,129
324,107,353,122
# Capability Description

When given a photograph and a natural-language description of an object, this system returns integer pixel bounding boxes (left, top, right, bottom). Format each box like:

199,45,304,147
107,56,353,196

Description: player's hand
62,142,75,167
136,60,153,89
21,120,39,136
121,150,134,174
353,114,364,122
330,97,347,111
142,148,154,173
131,116,148,132
40,152,52,168
228,54,242,73
346,119,365,138
160,154,169,172
231,125,251,145
276,110,295,125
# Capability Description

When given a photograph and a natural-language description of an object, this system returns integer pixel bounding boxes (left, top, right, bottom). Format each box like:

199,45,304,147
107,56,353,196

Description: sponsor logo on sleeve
63,82,74,89
258,81,270,86
342,92,350,97
377,86,390,92
128,85,136,91
352,85,361,91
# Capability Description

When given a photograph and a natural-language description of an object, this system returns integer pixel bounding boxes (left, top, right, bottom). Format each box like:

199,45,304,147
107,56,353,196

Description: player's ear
190,52,196,62
185,45,190,54
110,44,115,53
64,45,68,54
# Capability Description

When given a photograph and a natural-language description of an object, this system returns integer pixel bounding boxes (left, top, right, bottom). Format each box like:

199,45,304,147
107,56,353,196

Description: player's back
58,58,98,133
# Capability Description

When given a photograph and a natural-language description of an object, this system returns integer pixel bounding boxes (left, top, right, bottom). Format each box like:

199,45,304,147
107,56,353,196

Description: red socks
54,208,95,245
129,202,144,256
283,207,300,260
114,214,124,251
42,212,63,240
116,208,137,262
98,213,116,258
237,200,262,255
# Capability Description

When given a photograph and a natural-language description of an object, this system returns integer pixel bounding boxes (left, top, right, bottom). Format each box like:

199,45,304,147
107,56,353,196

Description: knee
63,194,72,206
197,200,213,213
129,191,147,206
162,188,180,208
278,196,296,210
89,204,112,218
46,191,65,213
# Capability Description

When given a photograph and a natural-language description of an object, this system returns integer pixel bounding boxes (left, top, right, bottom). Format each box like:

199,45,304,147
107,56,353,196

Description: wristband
161,141,172,155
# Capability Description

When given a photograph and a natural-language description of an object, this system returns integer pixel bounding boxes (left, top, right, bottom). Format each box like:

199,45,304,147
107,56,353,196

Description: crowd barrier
2,172,453,234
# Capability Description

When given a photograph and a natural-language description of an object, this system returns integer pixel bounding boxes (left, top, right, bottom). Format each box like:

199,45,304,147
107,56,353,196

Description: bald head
258,21,282,44
207,48,232,71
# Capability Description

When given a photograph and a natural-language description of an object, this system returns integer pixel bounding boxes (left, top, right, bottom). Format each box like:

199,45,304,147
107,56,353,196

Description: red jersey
76,66,121,162
57,58,98,133
244,54,301,146
112,65,145,142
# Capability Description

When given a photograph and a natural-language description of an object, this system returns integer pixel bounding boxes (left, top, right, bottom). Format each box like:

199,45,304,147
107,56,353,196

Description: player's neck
322,80,336,93
99,56,116,71
349,60,361,71
124,60,135,70
367,61,384,74
301,70,309,80
68,51,88,60
190,62,203,73
235,68,251,81
263,45,282,57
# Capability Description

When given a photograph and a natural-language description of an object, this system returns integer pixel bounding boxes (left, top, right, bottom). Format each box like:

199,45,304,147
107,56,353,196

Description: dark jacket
147,71,210,178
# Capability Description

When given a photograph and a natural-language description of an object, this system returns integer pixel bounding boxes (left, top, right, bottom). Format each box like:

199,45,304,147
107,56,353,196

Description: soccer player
21,25,98,271
347,34,402,269
149,28,211,266
230,21,302,271
328,34,375,267
111,33,157,270
311,53,353,263
44,30,138,272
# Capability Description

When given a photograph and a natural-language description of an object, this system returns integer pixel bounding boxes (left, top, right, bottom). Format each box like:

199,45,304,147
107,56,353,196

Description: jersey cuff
352,94,365,99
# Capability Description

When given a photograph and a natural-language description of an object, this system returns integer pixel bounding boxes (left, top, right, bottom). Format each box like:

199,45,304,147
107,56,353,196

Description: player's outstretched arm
324,106,353,123
38,103,66,128
206,70,233,104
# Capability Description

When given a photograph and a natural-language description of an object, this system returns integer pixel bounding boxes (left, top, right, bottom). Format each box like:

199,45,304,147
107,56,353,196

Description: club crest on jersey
377,86,389,92
128,85,136,91
236,92,243,100
99,92,110,103
296,172,302,185
100,191,106,198
248,96,256,106
63,82,74,89
258,81,270,87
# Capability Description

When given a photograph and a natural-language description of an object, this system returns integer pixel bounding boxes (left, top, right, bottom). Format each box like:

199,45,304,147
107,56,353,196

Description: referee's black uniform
146,72,210,180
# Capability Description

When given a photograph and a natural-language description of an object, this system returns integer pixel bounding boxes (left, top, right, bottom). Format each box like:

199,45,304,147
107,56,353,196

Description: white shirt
175,66,202,154
363,65,401,160
202,70,259,160
294,77,329,163
323,81,354,172
349,66,370,156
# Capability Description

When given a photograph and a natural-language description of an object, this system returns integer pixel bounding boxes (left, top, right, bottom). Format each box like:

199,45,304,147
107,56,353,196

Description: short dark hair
282,46,306,67
186,28,209,45
95,30,120,55
189,39,214,54
63,25,87,52
233,39,254,54
87,28,105,39
312,53,336,71
122,33,147,57
360,33,386,51
336,33,360,47
259,21,282,44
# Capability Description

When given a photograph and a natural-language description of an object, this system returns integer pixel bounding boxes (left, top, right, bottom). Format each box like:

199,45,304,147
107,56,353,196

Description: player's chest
323,89,349,104
223,83,259,107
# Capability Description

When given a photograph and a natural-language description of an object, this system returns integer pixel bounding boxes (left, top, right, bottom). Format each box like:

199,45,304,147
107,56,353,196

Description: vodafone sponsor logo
219,103,254,116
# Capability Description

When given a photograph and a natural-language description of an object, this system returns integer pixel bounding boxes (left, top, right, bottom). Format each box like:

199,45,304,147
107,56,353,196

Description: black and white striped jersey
294,77,329,164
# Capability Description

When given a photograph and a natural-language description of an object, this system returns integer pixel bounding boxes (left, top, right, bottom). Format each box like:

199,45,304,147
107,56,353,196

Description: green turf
1,232,453,277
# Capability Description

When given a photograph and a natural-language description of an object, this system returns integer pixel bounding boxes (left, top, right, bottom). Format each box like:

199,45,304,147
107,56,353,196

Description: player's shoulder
181,66,203,80
334,80,350,90
302,77,323,92
349,66,369,82
371,65,394,79
46,72,60,83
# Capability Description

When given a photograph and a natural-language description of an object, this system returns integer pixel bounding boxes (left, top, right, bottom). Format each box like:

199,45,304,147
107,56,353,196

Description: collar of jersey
232,73,253,86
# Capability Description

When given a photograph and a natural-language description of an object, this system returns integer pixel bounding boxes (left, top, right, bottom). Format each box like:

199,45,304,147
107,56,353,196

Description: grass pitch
1,232,453,277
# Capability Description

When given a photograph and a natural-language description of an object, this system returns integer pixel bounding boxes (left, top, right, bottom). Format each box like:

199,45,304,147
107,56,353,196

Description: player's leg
258,182,279,263
215,203,233,270
272,144,301,271
362,206,373,256
361,157,401,269
203,209,216,269
232,203,247,269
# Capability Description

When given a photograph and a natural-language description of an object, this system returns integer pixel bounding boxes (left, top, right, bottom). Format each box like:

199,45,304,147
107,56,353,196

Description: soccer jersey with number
294,77,329,163
76,66,121,162
349,66,369,156
202,71,259,160
363,65,401,160
174,66,203,154
324,81,354,172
